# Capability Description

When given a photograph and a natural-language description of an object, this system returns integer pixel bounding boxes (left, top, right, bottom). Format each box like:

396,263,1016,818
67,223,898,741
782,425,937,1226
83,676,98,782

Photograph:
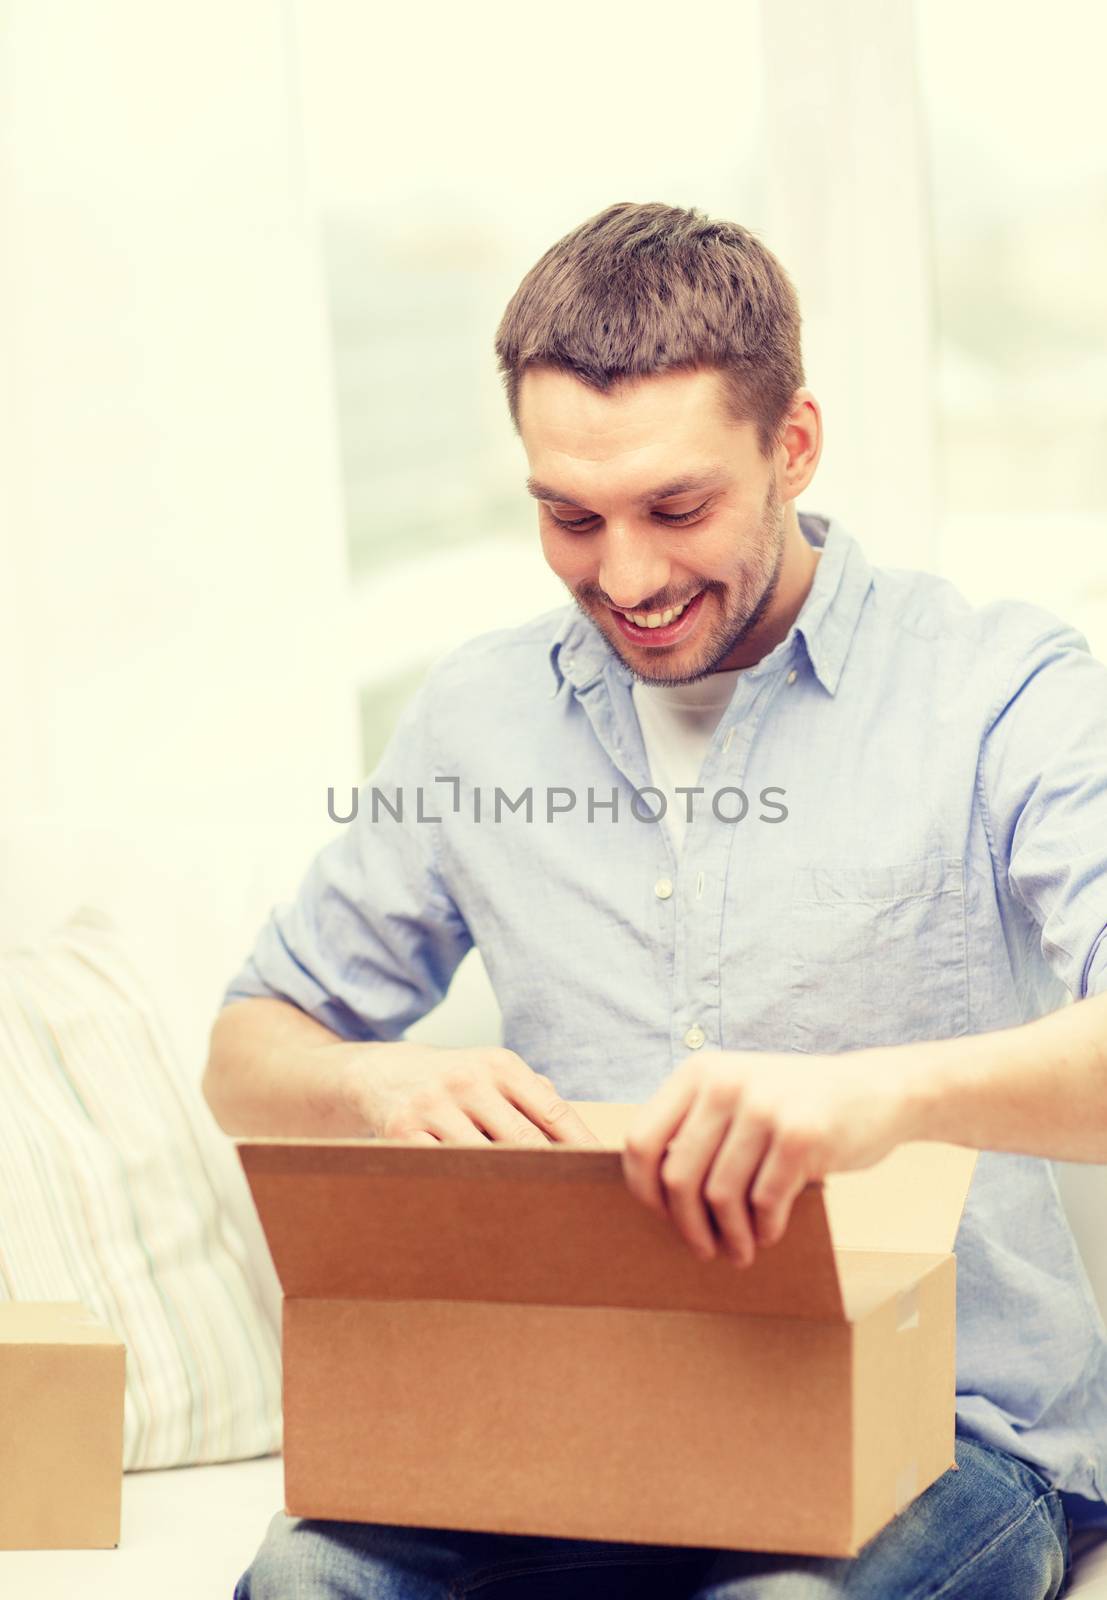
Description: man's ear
776,388,822,502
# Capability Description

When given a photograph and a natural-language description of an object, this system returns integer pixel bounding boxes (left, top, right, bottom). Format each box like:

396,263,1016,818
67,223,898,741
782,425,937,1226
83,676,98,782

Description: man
209,202,1107,1598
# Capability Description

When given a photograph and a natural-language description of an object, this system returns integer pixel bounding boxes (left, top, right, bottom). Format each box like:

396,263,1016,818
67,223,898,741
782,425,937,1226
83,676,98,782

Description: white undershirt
631,670,743,855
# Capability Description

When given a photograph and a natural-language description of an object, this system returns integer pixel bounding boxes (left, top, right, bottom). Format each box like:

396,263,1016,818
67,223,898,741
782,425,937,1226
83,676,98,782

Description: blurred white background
6,19,1107,1589
2,0,1105,840
1,0,1105,1334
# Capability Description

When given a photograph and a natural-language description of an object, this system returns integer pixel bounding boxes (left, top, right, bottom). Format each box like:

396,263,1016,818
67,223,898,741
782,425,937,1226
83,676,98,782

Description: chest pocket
787,857,969,1052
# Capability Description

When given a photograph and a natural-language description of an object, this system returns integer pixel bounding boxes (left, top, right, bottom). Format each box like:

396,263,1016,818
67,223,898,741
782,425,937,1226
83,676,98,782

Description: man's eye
547,500,710,531
550,512,601,531
655,501,710,526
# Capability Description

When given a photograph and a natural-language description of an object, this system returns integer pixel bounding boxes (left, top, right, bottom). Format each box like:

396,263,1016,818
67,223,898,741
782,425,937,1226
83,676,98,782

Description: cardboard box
237,1105,976,1557
0,1301,126,1550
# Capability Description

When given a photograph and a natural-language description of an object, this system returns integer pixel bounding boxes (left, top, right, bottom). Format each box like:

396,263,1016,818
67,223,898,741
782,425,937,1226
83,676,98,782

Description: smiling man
522,380,805,680
211,203,1107,1599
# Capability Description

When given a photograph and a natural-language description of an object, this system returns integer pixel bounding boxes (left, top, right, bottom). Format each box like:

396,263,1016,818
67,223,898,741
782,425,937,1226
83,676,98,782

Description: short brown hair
494,201,804,454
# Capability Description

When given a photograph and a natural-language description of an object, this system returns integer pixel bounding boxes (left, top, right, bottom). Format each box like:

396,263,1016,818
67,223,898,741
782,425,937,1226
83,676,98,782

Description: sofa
1,819,1105,1597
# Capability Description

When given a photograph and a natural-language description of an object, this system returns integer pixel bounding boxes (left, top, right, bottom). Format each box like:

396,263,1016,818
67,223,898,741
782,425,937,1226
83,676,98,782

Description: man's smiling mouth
607,589,708,646
614,591,702,630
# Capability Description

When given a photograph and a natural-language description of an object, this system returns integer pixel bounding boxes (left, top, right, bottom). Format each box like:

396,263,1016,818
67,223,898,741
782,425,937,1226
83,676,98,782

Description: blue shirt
225,512,1107,1524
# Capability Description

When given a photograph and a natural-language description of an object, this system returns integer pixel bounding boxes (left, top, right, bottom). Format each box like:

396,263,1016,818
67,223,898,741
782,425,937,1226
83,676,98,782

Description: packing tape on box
894,1461,919,1512
896,1285,920,1333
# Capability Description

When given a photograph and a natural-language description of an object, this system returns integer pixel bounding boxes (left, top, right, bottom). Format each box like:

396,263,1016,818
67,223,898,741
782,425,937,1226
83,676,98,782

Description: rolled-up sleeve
980,617,1107,1001
221,666,473,1040
1087,926,1107,998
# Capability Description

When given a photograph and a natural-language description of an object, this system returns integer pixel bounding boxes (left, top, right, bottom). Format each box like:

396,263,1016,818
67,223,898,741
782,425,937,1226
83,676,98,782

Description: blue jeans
234,1433,1071,1598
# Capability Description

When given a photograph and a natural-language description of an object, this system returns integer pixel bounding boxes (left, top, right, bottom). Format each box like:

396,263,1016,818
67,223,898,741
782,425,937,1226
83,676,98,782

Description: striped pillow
0,908,282,1468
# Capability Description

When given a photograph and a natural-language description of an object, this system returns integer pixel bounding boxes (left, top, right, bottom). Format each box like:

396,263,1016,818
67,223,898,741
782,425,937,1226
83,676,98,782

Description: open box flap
576,1104,978,1256
237,1137,845,1320
823,1143,977,1254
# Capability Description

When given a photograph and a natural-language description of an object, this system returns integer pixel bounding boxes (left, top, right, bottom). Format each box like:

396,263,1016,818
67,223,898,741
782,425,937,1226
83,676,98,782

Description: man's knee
237,1514,328,1600
693,1437,1068,1600
235,1512,418,1600
234,1512,495,1600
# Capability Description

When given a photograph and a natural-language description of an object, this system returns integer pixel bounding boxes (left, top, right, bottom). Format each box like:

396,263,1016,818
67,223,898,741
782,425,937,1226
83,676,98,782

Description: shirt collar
547,511,873,698
791,512,874,695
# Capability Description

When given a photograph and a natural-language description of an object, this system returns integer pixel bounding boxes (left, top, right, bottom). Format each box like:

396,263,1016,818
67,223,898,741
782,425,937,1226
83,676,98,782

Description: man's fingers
538,1095,604,1147
421,1102,493,1145
702,1120,773,1266
496,1057,603,1147
621,1071,698,1213
748,1133,814,1247
465,1088,554,1147
657,1098,732,1260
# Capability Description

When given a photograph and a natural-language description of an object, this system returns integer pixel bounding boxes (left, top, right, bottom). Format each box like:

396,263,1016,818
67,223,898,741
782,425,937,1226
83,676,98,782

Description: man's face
518,365,786,685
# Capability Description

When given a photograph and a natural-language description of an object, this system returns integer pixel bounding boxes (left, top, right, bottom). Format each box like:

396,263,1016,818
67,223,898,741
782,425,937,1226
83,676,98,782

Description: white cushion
0,910,282,1468
0,816,351,1335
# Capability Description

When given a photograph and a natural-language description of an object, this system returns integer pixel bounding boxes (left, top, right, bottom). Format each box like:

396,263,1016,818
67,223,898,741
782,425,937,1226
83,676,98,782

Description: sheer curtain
917,0,1107,656
0,0,355,835
762,0,938,571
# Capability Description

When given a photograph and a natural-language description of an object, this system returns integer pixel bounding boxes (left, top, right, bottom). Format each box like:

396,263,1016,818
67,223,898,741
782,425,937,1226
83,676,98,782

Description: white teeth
623,596,693,629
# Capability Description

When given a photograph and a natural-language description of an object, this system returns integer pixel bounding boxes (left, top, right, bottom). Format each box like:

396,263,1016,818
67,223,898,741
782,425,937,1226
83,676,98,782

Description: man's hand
343,1041,602,1148
621,1048,925,1265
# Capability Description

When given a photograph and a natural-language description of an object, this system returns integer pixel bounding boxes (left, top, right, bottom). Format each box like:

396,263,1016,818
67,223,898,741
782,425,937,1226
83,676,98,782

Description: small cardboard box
237,1104,976,1558
0,1301,126,1550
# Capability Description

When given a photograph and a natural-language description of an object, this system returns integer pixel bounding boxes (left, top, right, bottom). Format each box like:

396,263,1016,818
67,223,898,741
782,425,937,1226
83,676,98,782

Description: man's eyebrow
525,471,724,509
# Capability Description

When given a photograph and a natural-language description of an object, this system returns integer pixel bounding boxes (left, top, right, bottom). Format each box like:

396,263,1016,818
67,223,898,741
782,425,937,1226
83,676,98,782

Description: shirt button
786,669,798,685
654,877,674,900
684,1023,706,1050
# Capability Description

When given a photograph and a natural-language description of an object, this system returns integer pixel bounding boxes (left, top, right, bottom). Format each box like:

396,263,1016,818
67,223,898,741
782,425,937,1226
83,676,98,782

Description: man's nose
597,524,671,611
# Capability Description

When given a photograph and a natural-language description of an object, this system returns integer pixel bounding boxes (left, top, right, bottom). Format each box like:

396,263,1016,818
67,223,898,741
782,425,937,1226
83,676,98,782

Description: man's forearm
203,997,372,1137
203,998,597,1147
906,990,1107,1161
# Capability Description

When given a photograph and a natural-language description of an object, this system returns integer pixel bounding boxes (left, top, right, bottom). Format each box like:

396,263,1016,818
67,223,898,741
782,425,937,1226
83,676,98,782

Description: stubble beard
609,479,787,687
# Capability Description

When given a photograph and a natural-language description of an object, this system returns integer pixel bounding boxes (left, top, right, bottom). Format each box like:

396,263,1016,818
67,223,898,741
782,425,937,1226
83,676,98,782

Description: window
292,0,766,770
916,0,1107,654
